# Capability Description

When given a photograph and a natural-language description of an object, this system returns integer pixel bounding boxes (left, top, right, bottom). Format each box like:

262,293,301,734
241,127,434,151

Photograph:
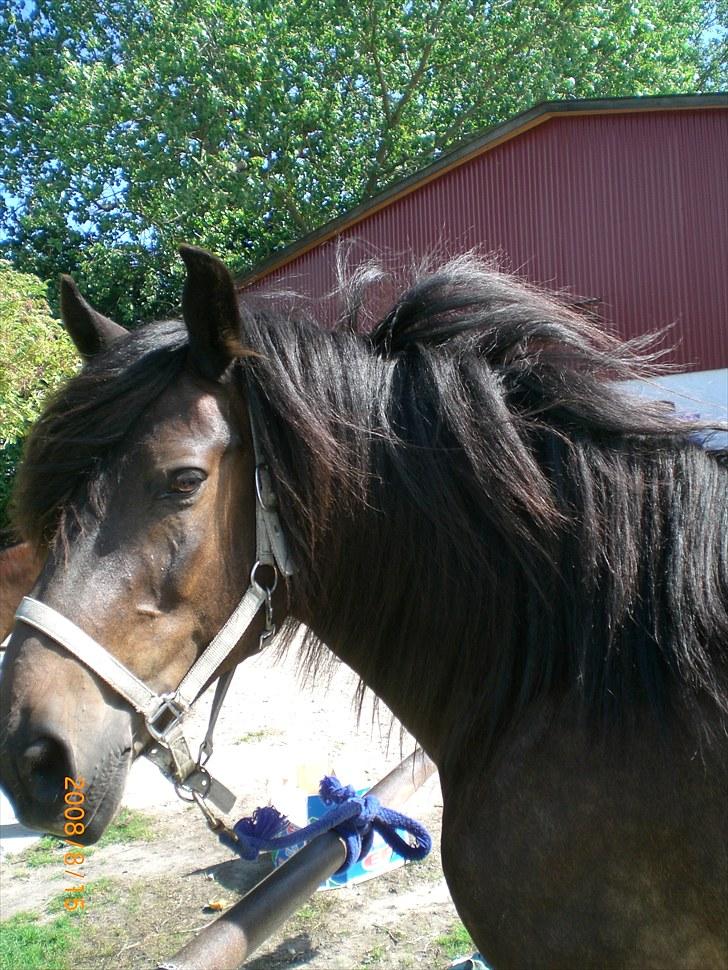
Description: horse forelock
12,319,189,553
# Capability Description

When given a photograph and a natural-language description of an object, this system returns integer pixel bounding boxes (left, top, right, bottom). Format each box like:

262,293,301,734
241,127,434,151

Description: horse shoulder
439,706,728,969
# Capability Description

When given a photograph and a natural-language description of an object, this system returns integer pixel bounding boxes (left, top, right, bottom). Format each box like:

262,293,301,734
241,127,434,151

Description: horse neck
302,613,450,763
292,506,501,766
289,428,728,774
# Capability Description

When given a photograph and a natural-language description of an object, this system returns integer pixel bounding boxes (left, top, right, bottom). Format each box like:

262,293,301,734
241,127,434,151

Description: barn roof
238,93,728,288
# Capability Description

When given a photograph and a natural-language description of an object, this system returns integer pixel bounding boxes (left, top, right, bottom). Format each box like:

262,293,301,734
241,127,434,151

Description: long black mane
15,260,728,764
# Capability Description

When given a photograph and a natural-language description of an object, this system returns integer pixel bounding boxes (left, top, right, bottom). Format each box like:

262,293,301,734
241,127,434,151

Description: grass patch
47,878,118,915
84,875,115,896
17,835,65,868
288,893,337,933
123,880,149,918
66,873,207,970
0,911,80,970
97,808,155,846
14,809,154,865
435,920,475,959
360,941,386,965
19,835,96,869
294,902,317,923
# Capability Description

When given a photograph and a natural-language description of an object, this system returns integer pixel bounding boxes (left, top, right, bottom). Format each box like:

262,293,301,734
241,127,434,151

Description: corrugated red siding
246,108,728,371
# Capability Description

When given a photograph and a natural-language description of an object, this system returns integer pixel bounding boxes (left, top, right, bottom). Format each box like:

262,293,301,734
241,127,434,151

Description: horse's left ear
180,245,241,379
60,276,128,359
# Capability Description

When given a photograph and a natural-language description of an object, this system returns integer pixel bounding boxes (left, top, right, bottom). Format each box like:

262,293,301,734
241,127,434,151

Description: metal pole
158,749,436,970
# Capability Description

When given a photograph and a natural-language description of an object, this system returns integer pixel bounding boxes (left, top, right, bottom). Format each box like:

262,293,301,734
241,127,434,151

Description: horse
0,542,42,641
0,246,726,968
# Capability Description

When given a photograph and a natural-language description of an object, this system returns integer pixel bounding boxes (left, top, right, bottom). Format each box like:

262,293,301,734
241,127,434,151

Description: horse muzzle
0,625,135,842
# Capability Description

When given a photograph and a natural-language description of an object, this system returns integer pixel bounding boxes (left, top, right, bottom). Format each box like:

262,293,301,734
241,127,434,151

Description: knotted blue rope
219,775,431,875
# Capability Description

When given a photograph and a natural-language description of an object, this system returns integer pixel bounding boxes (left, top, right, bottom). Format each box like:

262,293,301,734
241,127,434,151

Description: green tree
0,262,78,533
699,0,728,85
0,0,723,325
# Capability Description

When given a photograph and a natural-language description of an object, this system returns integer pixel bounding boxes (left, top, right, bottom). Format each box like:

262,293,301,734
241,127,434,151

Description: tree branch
362,0,453,197
270,181,309,232
367,0,392,125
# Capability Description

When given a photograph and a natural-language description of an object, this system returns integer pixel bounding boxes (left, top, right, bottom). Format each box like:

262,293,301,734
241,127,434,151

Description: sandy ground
1,638,469,969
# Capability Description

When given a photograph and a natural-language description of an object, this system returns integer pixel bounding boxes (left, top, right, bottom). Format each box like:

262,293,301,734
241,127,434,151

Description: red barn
239,94,727,374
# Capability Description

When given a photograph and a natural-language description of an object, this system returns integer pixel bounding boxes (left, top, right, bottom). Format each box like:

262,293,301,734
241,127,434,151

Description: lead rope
220,775,432,873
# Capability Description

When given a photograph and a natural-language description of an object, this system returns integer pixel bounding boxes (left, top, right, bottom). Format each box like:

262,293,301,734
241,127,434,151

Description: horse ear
60,275,128,359
179,245,241,379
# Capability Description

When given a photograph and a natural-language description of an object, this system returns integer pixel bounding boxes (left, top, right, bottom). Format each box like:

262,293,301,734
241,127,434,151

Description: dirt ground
1,639,471,969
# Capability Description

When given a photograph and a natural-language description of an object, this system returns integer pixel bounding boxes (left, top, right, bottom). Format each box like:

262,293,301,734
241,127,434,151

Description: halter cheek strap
13,405,294,826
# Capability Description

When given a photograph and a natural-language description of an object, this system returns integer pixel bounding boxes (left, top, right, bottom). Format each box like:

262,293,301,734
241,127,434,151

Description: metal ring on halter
250,559,278,594
175,778,222,830
175,766,212,801
174,780,196,802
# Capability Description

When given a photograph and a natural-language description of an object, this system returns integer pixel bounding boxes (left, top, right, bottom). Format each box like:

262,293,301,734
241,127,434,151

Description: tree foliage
0,262,78,533
0,0,724,325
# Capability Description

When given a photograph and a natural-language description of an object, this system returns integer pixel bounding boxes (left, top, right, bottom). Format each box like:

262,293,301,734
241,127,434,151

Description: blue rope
219,775,432,875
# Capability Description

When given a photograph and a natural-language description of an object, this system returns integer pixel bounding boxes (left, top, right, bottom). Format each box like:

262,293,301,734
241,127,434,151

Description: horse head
0,248,277,841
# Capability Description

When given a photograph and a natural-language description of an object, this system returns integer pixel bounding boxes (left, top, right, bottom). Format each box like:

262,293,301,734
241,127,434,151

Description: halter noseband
13,404,294,827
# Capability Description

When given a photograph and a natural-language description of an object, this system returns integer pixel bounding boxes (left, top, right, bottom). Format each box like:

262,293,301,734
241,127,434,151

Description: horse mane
238,258,728,761
13,258,728,765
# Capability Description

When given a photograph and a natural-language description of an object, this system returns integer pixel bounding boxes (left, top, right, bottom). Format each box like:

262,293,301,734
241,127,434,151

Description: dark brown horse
1,248,726,968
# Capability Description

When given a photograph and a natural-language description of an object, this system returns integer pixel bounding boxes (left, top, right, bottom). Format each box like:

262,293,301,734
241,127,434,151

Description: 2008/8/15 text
62,776,87,910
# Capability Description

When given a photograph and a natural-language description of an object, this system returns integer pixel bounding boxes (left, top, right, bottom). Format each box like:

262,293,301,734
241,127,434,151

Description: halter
13,404,294,829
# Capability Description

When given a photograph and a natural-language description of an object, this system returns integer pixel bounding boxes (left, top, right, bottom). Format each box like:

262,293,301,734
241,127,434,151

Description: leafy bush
0,262,78,535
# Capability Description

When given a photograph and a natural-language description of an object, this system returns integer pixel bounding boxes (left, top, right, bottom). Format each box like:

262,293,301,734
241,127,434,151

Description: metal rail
158,749,437,970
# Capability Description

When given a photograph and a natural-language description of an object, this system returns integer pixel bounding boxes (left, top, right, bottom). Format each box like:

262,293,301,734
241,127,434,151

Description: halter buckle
147,692,186,742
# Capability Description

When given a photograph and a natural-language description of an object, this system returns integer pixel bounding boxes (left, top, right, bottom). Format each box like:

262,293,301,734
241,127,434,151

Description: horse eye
167,469,206,495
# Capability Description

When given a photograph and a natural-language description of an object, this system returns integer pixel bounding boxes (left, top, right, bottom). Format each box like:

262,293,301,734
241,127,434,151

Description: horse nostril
19,736,73,807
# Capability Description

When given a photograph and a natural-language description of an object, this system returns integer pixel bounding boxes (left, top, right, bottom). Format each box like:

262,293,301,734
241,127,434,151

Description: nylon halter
13,405,294,828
